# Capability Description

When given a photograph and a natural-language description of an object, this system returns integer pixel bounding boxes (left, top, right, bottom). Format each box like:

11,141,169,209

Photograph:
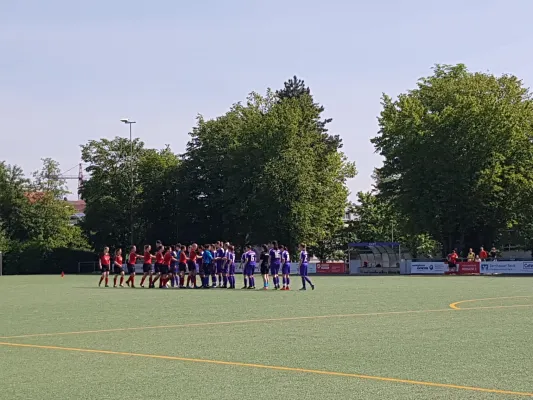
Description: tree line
2,66,533,273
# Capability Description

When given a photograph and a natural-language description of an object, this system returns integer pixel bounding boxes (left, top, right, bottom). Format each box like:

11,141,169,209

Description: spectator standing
479,247,488,261
447,249,458,273
467,248,475,261
490,246,498,260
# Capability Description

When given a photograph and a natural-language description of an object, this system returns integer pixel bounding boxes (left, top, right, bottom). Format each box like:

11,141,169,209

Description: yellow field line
449,296,533,310
0,342,531,397
1,303,532,340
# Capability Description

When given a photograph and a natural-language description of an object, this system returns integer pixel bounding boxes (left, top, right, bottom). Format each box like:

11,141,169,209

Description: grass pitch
0,275,532,399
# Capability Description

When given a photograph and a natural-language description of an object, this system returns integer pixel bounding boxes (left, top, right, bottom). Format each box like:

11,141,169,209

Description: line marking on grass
1,303,532,340
449,296,533,310
0,342,531,397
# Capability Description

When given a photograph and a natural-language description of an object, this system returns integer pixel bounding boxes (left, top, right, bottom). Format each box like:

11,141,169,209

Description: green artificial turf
0,275,532,399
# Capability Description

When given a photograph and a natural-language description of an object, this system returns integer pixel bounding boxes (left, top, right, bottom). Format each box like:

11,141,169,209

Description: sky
1,0,533,200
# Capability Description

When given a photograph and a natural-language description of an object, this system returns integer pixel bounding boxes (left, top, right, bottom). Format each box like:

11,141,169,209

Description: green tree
179,79,356,249
0,162,30,241
81,138,182,249
0,158,90,274
80,137,146,250
372,64,533,254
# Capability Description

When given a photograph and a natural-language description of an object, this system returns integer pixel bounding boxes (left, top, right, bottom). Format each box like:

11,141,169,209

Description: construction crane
52,163,85,200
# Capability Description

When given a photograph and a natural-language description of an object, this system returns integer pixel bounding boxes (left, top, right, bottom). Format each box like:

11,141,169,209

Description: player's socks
113,276,118,286
242,276,248,289
286,277,290,289
99,276,104,286
105,276,109,286
211,275,216,286
120,276,124,286
250,276,255,288
223,276,228,287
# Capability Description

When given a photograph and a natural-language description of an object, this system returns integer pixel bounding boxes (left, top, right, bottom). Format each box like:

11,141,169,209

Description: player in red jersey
139,245,155,288
112,248,125,287
125,245,142,288
187,244,199,288
160,246,177,288
152,245,165,288
178,245,188,288
98,247,111,287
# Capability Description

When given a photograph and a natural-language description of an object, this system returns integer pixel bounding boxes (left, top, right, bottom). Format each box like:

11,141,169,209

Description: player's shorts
142,263,153,274
245,265,256,276
215,263,224,274
228,263,235,275
187,260,196,274
260,264,269,275
178,262,187,273
113,265,124,275
169,265,177,274
159,265,169,275
282,264,291,275
101,265,110,273
127,264,136,274
300,264,308,276
202,263,211,276
154,263,162,274
270,264,280,275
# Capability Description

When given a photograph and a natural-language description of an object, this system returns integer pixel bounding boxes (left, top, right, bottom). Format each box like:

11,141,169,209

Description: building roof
68,200,86,213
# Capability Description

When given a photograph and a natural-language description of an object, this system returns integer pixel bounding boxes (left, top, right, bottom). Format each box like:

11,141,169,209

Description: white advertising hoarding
410,261,448,274
479,261,533,274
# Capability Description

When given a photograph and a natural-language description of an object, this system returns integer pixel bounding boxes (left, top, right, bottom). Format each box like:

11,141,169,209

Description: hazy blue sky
1,0,532,199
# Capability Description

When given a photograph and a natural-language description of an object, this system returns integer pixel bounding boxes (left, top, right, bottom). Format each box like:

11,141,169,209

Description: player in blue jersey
269,241,282,289
298,244,314,290
227,245,236,289
240,251,247,289
244,245,256,289
201,245,214,288
281,245,291,290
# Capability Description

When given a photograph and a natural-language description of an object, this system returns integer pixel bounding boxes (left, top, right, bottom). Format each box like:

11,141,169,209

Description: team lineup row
97,241,315,291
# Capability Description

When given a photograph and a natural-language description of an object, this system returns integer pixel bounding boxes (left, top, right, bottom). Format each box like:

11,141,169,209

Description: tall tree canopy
80,138,180,250
372,64,533,253
177,77,356,249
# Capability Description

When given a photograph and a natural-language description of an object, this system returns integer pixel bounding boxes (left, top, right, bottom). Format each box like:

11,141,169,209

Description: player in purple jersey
244,245,256,289
298,244,314,290
227,245,236,288
215,243,226,288
281,245,291,290
221,242,230,288
240,251,247,289
269,241,282,289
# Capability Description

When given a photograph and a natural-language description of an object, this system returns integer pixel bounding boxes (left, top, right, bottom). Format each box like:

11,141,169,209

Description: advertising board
479,261,533,274
316,262,346,274
410,261,447,274
458,261,480,274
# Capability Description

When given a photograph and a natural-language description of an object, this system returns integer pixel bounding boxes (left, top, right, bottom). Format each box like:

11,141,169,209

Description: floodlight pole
120,118,136,245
